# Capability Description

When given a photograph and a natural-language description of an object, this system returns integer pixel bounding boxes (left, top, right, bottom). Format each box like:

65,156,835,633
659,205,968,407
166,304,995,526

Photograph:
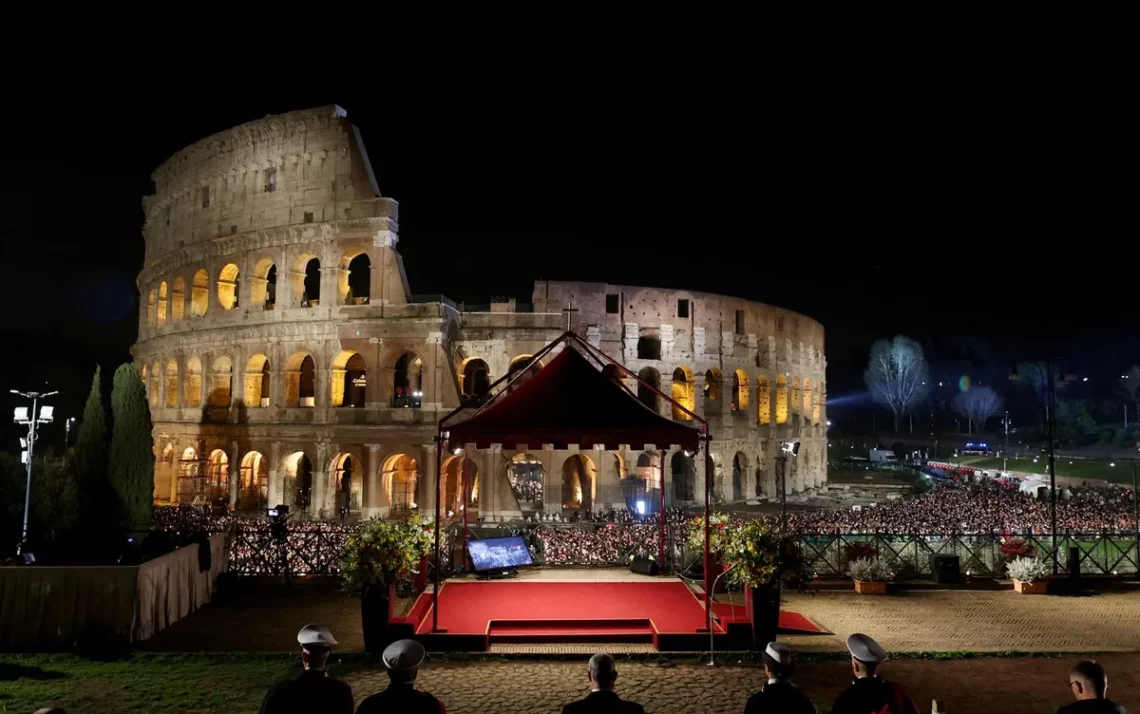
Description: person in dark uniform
355,639,446,714
562,653,645,714
831,633,919,714
1055,660,1130,714
259,624,354,714
743,642,815,714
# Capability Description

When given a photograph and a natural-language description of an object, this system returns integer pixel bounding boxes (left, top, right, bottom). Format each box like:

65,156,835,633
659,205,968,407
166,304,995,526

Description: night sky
1,72,1132,446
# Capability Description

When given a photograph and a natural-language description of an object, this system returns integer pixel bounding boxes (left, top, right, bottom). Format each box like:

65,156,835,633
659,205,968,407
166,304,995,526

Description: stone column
419,444,436,517
168,438,180,503
313,442,330,519
228,440,240,508
541,446,558,516
268,441,282,507
365,444,382,515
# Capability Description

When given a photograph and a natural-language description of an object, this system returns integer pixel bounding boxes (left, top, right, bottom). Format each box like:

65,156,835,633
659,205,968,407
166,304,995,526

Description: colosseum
133,105,827,522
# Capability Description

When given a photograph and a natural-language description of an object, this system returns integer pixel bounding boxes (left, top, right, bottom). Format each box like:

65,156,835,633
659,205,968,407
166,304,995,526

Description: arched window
732,452,747,502
207,449,229,502
178,447,201,503
704,368,721,402
303,257,321,306
164,359,179,408
285,352,316,407
392,353,423,407
507,453,543,511
382,453,418,512
185,357,202,407
670,451,695,503
733,369,750,412
330,453,360,513
251,258,276,310
671,366,694,420
190,269,209,317
156,282,168,328
331,351,366,407
149,362,161,408
637,367,660,412
146,289,156,328
561,454,596,513
775,375,789,425
461,358,491,399
209,356,232,407
244,354,270,407
171,277,185,321
238,451,268,511
282,452,313,509
218,263,240,310
341,252,371,305
507,355,542,392
757,376,771,425
442,455,480,515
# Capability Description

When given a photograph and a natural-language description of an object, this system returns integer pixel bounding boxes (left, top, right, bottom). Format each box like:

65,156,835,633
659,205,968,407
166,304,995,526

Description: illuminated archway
637,367,661,412
285,352,316,407
184,357,202,407
507,354,542,392
733,369,750,412
178,447,201,503
704,368,721,403
155,442,175,502
442,455,479,516
671,366,695,420
251,257,276,309
209,356,233,407
330,453,361,513
164,359,179,408
206,449,229,502
244,354,270,407
149,362,161,408
461,357,491,399
775,375,789,425
282,451,313,509
171,277,185,321
392,352,423,407
507,453,543,511
331,350,367,407
381,453,418,512
757,376,771,425
292,254,321,307
190,268,209,317
561,454,596,513
146,289,156,328
340,251,371,304
732,452,747,502
238,451,268,510
217,263,240,310
156,282,168,328
670,451,695,503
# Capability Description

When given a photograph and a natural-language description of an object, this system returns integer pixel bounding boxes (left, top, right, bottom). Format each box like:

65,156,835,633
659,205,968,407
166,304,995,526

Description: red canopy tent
431,331,715,635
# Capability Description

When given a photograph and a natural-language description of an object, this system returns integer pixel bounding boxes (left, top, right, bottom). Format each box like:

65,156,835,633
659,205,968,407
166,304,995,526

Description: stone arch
637,367,661,411
791,377,801,415
561,453,596,513
757,375,771,425
292,253,321,307
776,375,789,425
208,355,233,407
381,453,418,512
507,354,543,392
331,350,367,407
149,361,161,408
670,451,695,503
442,455,480,516
704,368,721,403
250,257,277,310
282,451,313,509
206,449,229,502
285,351,316,407
671,366,695,420
190,268,209,317
392,352,423,407
460,357,491,399
507,452,544,511
244,353,270,407
340,250,371,304
156,282,168,328
155,442,175,502
217,263,240,310
171,276,185,321
329,452,362,513
146,289,156,328
732,451,747,502
178,446,201,503
185,357,202,407
635,452,662,490
164,358,179,408
238,451,268,511
733,369,750,412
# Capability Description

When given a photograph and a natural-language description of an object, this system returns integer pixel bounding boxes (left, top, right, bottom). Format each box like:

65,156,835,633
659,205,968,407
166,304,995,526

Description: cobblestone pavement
778,588,1140,652
340,655,1140,714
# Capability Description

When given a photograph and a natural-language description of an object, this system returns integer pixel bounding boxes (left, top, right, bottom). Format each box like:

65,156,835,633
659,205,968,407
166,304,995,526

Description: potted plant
341,516,433,652
848,557,892,594
1007,556,1050,594
723,520,781,649
687,513,732,591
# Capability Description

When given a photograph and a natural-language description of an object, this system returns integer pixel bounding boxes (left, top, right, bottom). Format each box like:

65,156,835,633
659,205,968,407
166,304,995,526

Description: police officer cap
382,639,426,672
297,624,337,650
846,633,888,663
762,642,792,666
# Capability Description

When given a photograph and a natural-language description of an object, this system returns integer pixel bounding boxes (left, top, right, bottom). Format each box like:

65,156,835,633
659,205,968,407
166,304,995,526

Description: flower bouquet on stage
340,516,433,652
723,520,781,649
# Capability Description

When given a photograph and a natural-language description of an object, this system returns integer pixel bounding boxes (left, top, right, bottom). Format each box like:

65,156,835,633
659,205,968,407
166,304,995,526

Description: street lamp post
63,416,75,470
1003,411,1010,473
11,389,58,555
778,440,800,531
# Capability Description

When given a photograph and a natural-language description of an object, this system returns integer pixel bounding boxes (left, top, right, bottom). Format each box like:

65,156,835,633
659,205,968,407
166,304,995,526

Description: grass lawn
0,653,323,713
963,456,1138,485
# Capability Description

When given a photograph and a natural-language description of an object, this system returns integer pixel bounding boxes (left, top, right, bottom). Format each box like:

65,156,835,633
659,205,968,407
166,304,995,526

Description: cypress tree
109,363,154,531
73,366,109,530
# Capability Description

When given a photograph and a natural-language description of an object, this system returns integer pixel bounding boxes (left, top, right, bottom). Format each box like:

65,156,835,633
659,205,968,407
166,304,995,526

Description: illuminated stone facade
133,106,827,521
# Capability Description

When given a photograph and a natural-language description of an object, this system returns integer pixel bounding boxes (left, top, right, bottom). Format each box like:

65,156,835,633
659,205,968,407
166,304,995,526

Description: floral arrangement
722,519,781,589
340,516,434,593
1006,556,1050,584
847,557,893,582
687,513,733,558
999,538,1037,562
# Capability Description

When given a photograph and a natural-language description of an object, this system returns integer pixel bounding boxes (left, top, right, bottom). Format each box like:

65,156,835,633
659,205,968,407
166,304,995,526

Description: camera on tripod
268,504,289,542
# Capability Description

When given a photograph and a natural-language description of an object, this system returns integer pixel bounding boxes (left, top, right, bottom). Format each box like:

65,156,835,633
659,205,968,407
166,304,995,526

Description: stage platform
397,570,824,652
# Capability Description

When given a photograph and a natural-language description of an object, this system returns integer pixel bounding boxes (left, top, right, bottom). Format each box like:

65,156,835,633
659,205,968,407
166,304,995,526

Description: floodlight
14,407,29,422
20,438,27,448
636,500,646,515
39,405,54,422
780,440,800,456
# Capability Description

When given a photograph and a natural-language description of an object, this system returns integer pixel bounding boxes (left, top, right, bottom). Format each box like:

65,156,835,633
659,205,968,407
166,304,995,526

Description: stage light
39,405,54,422
453,447,462,455
13,407,28,422
636,500,646,515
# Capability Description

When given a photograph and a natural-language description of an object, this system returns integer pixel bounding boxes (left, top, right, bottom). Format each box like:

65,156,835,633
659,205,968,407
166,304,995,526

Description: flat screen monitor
466,536,534,572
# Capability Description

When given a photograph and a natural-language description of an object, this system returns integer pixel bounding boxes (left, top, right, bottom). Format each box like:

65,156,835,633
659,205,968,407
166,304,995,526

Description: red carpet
404,581,827,642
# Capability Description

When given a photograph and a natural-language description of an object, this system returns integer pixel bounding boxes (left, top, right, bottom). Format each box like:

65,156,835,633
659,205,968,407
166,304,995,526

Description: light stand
707,563,735,666
12,389,57,555
778,440,800,531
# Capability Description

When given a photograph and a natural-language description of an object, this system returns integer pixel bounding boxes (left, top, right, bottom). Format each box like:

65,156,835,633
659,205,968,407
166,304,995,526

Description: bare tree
864,336,931,433
953,385,1004,434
